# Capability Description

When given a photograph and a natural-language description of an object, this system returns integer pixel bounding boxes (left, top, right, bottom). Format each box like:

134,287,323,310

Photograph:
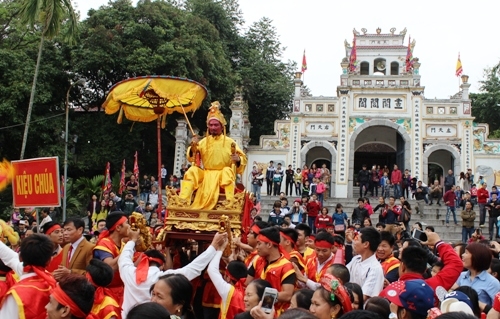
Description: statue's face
208,119,223,136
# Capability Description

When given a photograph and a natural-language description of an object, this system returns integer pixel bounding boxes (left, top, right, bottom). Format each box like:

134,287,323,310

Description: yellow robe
185,134,247,210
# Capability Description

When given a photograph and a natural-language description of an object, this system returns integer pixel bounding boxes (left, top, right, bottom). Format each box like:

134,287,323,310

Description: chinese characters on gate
358,97,404,109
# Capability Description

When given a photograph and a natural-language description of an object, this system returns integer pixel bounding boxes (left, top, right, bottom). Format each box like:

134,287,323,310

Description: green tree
239,18,295,144
471,63,500,137
0,0,71,162
18,0,78,159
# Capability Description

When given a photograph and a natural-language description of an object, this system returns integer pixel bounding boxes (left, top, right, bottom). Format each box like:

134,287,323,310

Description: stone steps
256,196,485,243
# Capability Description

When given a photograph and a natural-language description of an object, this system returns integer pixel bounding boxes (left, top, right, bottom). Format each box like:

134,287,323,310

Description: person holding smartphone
246,227,296,315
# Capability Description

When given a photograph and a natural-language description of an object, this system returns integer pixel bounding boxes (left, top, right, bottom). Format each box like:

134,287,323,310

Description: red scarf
23,265,55,288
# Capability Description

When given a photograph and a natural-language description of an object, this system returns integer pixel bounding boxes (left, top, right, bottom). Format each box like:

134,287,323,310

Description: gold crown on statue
207,101,227,126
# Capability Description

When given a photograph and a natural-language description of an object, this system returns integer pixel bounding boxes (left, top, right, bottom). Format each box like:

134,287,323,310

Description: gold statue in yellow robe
180,102,247,210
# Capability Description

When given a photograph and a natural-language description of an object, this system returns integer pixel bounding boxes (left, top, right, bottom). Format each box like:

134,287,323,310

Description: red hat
380,279,435,316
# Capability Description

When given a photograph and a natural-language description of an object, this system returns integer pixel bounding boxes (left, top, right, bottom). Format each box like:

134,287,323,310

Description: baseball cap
19,220,28,225
380,279,435,316
442,291,473,309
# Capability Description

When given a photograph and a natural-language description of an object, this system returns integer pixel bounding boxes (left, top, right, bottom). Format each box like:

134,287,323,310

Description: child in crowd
316,179,326,206
149,212,158,227
302,181,311,197
310,178,318,196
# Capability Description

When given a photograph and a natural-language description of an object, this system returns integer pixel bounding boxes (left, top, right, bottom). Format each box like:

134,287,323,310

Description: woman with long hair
151,274,196,319
310,274,352,319
344,282,363,310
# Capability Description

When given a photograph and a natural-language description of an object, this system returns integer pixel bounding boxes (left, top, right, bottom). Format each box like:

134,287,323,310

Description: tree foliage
0,0,295,212
471,63,500,138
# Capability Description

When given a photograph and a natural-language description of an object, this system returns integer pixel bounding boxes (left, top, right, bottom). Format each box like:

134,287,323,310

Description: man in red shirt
477,182,490,227
306,194,321,233
246,227,296,315
443,185,458,226
397,232,463,293
391,164,402,198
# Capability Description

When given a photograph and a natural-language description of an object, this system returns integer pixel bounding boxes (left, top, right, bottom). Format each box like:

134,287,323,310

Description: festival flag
102,162,112,196
301,50,307,73
119,159,126,195
348,37,357,72
133,151,139,180
456,53,463,77
405,36,413,72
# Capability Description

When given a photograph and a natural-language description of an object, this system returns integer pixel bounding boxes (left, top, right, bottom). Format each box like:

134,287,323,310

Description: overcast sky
77,0,500,99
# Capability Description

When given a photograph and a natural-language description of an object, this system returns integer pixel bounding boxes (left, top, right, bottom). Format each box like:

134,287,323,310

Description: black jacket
358,169,370,183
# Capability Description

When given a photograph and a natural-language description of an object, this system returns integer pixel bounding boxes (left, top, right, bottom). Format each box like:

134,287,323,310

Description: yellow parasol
102,75,208,215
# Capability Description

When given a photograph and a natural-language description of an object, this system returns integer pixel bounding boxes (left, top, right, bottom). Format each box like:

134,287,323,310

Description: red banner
12,157,61,208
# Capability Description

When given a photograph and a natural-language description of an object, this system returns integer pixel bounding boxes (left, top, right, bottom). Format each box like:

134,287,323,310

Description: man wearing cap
45,274,95,319
246,227,296,314
380,279,435,319
93,212,130,304
180,101,247,210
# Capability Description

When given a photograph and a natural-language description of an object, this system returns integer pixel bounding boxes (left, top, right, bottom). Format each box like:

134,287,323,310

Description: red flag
348,37,357,72
241,192,254,244
133,151,139,180
301,50,307,73
102,162,112,196
405,36,413,72
119,160,126,195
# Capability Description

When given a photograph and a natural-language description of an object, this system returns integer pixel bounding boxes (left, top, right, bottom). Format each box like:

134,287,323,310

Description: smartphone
411,229,427,242
261,287,279,314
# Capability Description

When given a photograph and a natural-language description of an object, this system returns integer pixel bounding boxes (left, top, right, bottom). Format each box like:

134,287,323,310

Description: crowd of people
250,162,331,204
2,199,500,319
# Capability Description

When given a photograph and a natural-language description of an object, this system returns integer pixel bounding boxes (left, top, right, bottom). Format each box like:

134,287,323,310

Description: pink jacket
316,182,326,194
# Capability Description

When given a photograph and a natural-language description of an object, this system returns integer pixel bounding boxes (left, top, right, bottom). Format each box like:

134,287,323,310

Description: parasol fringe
130,122,136,132
117,105,124,124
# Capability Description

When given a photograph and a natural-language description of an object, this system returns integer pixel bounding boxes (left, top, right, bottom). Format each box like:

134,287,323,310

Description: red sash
244,250,258,268
202,271,222,309
5,276,51,319
88,295,121,319
219,285,245,319
0,271,18,300
306,255,336,282
253,255,294,315
380,256,400,275
301,247,316,265
94,237,124,304
46,249,63,273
